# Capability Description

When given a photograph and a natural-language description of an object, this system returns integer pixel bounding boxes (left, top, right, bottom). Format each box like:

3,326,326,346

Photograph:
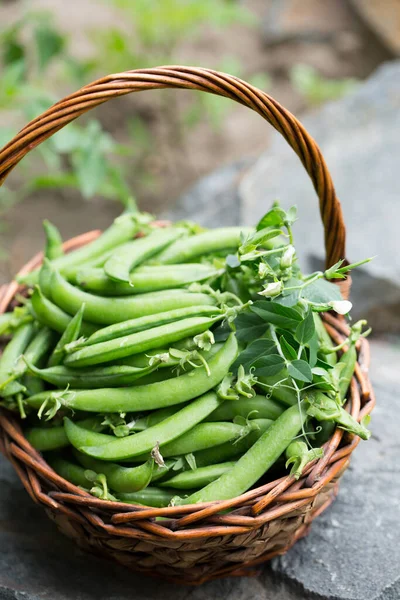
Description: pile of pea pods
0,205,370,507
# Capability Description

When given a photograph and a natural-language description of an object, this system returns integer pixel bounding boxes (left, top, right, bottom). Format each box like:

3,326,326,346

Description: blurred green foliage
0,1,263,221
290,64,358,106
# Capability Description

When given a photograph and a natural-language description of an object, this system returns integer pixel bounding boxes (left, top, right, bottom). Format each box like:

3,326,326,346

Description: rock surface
0,338,399,600
350,0,400,55
239,60,400,283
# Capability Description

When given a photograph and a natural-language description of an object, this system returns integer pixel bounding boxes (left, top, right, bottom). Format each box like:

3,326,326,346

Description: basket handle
0,66,346,269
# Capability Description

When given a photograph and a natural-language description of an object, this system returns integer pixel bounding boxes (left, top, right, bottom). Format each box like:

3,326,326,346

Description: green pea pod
50,270,216,326
0,322,34,397
104,227,186,283
47,456,91,488
64,315,224,368
153,421,253,459
43,220,64,260
205,395,283,422
313,313,337,366
12,326,57,378
337,344,357,401
26,334,238,414
153,227,254,264
76,263,220,296
25,426,69,451
0,313,14,336
82,305,221,347
22,373,46,396
314,340,359,445
47,304,85,367
25,361,160,388
117,487,188,508
64,419,116,449
26,417,105,451
73,451,154,493
159,462,236,490
257,374,297,406
181,403,307,504
306,390,370,440
79,391,222,461
19,211,149,286
30,287,97,336
193,419,273,467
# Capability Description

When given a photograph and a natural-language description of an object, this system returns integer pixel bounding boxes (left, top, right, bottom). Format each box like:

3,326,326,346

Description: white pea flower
280,245,296,269
258,281,283,298
258,263,270,279
328,300,352,315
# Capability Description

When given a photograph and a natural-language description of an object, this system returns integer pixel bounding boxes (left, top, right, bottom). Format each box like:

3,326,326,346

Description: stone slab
239,60,400,285
1,338,398,600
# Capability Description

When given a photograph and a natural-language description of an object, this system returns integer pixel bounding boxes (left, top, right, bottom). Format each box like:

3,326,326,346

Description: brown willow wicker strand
251,476,296,515
0,68,346,269
26,469,59,510
0,75,229,166
181,68,343,265
0,229,101,314
0,414,49,467
111,476,288,525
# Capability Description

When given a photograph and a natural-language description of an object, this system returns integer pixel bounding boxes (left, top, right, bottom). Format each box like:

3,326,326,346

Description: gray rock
349,0,400,55
0,338,398,600
271,339,400,599
163,158,254,227
239,60,400,331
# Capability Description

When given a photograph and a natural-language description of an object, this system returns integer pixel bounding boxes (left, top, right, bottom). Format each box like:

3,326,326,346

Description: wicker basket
0,67,375,585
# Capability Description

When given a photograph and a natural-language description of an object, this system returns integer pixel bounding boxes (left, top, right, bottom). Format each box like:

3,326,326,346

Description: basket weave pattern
0,67,375,584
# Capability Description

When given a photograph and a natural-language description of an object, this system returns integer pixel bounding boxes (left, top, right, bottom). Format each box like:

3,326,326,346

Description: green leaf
280,335,297,361
256,205,287,230
274,291,300,307
34,24,65,72
232,339,276,371
288,360,313,383
302,278,342,304
234,312,268,342
226,254,240,269
315,358,334,371
253,355,285,377
250,301,302,330
307,331,319,368
295,309,316,344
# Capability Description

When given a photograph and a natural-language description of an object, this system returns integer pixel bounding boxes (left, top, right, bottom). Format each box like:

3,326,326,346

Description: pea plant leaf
288,359,313,383
301,278,342,304
34,23,65,72
250,301,302,330
280,335,297,361
307,331,319,368
234,311,268,342
232,339,276,372
274,290,300,307
256,205,287,230
295,309,315,344
253,354,285,377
